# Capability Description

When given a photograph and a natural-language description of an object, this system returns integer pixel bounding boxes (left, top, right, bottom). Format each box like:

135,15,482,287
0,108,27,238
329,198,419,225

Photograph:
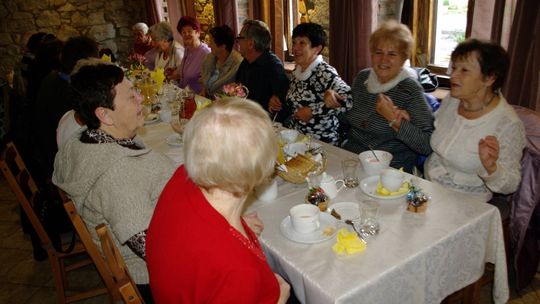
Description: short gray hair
183,98,278,195
132,22,149,34
149,22,173,42
242,19,272,52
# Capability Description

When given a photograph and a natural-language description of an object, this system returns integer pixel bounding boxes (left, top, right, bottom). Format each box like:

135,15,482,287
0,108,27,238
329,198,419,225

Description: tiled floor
0,174,539,303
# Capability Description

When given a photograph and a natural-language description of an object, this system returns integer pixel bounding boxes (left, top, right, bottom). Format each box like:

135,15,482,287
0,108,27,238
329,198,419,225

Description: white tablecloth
140,122,509,304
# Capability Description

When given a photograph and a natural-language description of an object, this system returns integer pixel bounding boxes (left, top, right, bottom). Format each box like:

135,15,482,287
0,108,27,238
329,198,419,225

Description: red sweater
147,166,279,303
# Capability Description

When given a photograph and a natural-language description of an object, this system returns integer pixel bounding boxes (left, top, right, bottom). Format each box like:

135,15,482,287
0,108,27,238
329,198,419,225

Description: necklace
461,93,496,113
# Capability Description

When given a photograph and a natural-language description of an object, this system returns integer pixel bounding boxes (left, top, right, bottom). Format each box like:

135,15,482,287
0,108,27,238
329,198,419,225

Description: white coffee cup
289,204,320,233
255,178,278,202
159,109,172,123
380,168,404,192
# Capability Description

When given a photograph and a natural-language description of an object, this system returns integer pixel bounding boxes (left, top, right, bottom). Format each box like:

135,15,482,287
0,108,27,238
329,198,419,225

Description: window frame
411,0,474,83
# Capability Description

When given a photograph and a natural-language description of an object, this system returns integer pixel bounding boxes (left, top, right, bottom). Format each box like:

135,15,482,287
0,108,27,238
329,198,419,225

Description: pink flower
220,83,249,98
127,53,147,65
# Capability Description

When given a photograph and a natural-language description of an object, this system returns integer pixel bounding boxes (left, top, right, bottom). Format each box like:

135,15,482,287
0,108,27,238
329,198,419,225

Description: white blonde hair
183,98,277,195
132,22,149,34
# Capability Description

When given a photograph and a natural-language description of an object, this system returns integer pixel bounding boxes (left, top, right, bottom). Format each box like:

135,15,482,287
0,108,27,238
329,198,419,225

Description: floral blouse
286,55,352,145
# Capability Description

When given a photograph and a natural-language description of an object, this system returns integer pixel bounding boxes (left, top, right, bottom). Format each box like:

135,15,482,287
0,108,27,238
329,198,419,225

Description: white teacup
289,204,320,234
255,178,278,202
280,129,299,143
380,168,404,192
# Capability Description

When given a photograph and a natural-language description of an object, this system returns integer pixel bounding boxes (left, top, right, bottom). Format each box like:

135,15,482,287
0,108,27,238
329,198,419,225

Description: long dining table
139,121,509,304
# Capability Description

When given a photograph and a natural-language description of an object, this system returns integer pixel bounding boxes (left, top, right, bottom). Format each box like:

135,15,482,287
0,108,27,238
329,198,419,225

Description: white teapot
319,172,345,199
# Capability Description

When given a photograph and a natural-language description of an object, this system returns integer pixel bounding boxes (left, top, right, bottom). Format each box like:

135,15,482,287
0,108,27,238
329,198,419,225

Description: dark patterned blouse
286,58,352,145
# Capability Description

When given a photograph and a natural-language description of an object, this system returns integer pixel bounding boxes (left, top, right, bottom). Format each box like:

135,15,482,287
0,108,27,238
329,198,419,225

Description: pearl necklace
461,93,496,113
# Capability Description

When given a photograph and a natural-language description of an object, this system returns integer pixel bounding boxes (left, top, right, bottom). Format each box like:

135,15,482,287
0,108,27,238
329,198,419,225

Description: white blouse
425,94,526,200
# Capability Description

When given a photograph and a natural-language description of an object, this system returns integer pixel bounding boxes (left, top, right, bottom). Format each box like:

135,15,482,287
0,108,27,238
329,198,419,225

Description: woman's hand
268,95,282,113
375,94,396,121
478,136,499,175
376,94,410,130
165,67,180,80
242,211,264,236
294,106,313,122
324,89,345,108
274,273,291,304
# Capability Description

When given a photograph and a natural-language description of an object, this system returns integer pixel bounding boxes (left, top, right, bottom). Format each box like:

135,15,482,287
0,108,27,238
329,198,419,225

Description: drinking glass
359,200,380,236
342,159,359,188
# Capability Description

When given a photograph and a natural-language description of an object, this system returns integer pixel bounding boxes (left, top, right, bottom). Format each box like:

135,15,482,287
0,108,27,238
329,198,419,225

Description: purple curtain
145,0,163,25
213,0,239,35
503,0,540,111
329,0,376,85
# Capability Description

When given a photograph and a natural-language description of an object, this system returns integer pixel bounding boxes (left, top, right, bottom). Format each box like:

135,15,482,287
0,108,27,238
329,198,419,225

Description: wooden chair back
63,200,121,302
0,142,108,303
96,223,144,304
0,142,50,245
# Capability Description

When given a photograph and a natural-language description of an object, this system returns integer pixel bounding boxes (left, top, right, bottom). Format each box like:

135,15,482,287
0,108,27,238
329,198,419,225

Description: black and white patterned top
344,68,434,172
286,57,352,145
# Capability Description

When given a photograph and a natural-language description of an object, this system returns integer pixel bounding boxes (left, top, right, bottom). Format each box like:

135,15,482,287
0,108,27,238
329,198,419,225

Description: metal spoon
368,144,380,162
330,209,367,244
345,219,367,244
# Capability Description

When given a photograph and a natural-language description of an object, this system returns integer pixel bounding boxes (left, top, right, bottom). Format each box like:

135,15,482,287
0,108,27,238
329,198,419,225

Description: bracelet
388,118,397,128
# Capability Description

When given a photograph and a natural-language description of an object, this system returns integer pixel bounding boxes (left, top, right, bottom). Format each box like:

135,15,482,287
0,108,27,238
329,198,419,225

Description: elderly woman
52,63,175,303
132,22,153,56
272,22,352,145
344,20,434,173
169,16,210,93
148,21,184,72
425,39,526,200
147,99,290,303
201,25,243,98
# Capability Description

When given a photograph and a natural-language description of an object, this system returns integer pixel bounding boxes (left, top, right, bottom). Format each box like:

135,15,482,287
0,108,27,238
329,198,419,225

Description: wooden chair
62,200,121,303
63,200,144,303
96,223,144,304
0,142,108,303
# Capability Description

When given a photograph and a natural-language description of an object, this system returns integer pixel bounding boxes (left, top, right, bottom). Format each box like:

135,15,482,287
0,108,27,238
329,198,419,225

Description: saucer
144,114,159,125
360,176,408,200
165,134,182,147
280,212,337,244
329,202,360,221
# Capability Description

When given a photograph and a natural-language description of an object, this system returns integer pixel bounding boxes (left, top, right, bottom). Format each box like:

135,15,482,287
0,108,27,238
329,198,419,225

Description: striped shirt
343,69,434,172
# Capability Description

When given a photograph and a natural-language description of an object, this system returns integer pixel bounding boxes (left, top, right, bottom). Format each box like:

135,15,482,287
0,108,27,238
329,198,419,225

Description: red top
147,166,280,303
134,41,154,57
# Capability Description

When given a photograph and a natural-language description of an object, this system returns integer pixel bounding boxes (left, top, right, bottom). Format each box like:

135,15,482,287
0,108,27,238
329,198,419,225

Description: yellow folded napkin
150,68,165,92
100,54,111,62
376,181,410,196
195,95,212,111
332,228,366,255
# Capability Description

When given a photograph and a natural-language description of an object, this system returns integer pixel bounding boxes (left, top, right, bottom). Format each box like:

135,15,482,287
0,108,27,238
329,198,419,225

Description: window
431,0,468,67
412,0,470,76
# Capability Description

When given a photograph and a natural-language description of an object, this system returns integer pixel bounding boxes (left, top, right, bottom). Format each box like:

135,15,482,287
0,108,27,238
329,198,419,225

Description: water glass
342,159,359,188
359,200,380,236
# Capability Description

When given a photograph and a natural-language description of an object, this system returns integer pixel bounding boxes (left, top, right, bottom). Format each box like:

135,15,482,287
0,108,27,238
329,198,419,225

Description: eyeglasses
235,36,246,40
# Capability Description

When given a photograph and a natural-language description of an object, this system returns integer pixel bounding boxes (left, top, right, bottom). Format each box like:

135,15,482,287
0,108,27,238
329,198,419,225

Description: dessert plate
165,134,183,147
144,114,159,125
360,176,408,200
280,212,337,244
328,202,361,221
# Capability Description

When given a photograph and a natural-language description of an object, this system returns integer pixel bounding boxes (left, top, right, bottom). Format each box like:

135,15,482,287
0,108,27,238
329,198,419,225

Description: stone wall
0,0,147,77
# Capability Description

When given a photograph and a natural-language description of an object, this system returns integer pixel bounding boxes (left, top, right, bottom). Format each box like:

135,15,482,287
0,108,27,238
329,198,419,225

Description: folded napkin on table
376,181,410,196
150,68,165,92
332,228,366,255
100,54,111,62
